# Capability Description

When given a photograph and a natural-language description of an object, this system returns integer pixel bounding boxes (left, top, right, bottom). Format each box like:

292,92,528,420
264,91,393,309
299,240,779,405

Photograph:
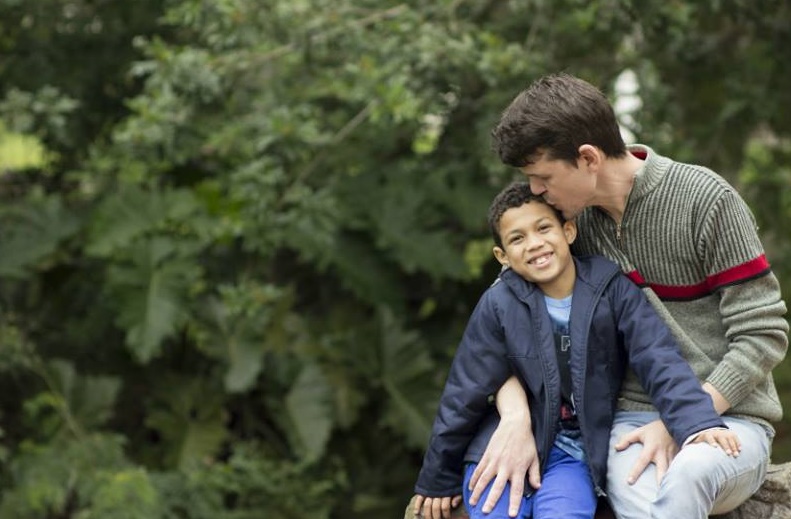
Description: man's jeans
607,411,771,519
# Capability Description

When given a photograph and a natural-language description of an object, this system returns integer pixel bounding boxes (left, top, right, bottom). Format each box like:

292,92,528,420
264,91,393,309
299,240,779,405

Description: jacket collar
498,255,621,304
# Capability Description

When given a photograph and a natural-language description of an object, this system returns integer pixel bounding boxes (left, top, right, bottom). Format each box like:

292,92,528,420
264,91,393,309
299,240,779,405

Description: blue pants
462,446,596,519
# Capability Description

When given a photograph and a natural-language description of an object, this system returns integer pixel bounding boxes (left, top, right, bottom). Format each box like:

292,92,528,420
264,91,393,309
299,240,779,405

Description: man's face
519,152,595,220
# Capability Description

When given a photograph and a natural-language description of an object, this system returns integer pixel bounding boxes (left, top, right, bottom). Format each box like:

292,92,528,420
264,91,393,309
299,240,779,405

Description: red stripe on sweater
624,256,771,300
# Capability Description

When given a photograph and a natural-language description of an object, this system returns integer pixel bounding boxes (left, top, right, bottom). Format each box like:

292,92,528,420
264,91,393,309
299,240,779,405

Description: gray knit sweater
573,144,788,429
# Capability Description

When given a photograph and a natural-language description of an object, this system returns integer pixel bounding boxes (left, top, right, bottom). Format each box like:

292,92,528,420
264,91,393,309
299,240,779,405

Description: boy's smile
493,201,577,299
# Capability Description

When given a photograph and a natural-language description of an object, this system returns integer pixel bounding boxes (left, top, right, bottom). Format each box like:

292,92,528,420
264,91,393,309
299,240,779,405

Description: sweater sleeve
611,275,726,446
698,190,789,407
414,289,515,497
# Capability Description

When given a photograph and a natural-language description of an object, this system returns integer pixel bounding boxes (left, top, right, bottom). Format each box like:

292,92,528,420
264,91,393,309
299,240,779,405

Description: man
467,73,788,519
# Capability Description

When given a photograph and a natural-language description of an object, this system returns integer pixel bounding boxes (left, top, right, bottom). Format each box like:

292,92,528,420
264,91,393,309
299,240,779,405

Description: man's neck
594,153,645,223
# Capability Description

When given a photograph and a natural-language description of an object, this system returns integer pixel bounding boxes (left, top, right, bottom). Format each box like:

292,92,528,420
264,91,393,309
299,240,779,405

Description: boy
413,182,740,519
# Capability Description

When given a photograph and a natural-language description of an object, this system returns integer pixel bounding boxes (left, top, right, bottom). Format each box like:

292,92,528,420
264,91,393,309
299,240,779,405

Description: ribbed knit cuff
706,364,750,408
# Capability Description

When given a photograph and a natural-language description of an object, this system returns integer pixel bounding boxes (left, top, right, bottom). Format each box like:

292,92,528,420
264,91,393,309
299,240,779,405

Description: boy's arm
613,299,740,485
610,275,728,480
467,376,540,517
415,290,514,497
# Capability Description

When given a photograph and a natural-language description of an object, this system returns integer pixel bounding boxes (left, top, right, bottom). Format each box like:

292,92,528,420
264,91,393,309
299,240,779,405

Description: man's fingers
468,464,494,505
468,459,484,492
627,453,652,485
653,453,669,485
507,473,525,517
482,474,508,513
527,461,542,490
614,430,639,451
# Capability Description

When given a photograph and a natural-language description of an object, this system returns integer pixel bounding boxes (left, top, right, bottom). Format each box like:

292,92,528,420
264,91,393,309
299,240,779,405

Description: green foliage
144,375,227,470
0,194,80,277
0,434,157,518
1,0,790,517
284,363,333,462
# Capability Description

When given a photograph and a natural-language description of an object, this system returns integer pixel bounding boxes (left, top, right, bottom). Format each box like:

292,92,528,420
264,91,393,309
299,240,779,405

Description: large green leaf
44,359,121,433
85,187,201,258
106,237,201,363
144,375,227,470
0,434,132,518
192,283,294,393
284,363,333,463
377,308,439,449
0,195,79,278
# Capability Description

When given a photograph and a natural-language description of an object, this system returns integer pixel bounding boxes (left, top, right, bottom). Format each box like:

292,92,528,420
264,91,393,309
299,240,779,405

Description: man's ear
492,246,509,267
577,144,603,172
564,220,578,245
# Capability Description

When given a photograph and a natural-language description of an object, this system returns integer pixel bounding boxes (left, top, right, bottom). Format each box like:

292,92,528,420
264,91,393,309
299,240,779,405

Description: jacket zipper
573,269,619,497
539,332,556,489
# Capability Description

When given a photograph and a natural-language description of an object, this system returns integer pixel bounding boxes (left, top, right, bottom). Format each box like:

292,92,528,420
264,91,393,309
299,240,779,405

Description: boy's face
493,201,577,299
519,151,596,220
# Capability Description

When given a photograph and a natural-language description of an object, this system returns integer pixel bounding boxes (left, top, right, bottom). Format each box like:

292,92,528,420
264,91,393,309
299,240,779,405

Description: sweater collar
626,144,673,202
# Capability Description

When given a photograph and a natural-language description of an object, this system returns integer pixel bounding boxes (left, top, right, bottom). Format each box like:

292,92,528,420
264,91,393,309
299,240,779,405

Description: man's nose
528,177,545,195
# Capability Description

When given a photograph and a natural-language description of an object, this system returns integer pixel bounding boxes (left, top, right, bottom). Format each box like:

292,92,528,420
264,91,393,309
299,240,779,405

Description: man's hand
614,419,678,485
413,494,462,519
688,427,741,457
467,414,540,517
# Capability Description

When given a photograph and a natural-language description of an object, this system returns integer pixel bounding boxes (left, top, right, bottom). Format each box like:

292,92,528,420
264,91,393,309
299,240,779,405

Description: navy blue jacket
414,255,725,497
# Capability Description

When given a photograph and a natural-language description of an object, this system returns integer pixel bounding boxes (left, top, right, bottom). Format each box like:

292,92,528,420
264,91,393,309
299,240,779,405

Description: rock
713,462,791,519
405,462,791,519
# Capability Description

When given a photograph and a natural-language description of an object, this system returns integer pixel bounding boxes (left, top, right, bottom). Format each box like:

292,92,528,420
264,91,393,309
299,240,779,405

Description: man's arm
467,376,540,518
615,190,788,484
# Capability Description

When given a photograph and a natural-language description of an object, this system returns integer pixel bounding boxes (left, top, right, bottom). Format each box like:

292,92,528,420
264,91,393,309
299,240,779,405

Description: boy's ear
492,246,510,267
563,220,577,244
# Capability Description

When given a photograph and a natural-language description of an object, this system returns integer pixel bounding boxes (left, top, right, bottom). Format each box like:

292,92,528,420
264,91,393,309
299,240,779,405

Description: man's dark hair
488,182,565,248
491,73,627,168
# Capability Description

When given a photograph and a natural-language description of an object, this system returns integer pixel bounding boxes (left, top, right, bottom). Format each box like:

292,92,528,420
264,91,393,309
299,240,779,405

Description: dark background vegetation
1,1,790,517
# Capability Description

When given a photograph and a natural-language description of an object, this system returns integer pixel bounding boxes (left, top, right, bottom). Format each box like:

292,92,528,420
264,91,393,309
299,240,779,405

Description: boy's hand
688,427,742,457
413,494,462,519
